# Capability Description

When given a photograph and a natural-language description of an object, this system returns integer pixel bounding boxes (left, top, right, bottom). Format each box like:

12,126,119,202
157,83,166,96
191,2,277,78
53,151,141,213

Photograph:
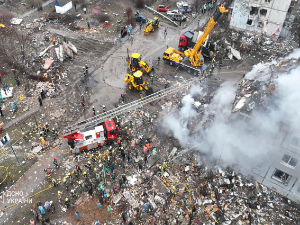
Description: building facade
230,0,292,38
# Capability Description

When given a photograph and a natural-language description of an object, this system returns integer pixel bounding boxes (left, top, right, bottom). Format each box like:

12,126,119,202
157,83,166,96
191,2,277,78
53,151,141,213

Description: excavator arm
184,4,228,67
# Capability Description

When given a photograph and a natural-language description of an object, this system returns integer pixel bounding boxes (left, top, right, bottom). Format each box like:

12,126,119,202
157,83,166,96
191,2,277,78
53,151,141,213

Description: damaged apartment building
230,0,294,38
229,60,300,204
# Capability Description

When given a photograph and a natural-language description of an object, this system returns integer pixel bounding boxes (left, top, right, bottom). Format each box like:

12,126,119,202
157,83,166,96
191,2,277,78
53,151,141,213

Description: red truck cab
178,31,194,51
104,119,117,140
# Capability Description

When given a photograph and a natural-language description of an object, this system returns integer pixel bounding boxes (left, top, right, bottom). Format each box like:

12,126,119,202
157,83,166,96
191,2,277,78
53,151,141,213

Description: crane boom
184,5,228,67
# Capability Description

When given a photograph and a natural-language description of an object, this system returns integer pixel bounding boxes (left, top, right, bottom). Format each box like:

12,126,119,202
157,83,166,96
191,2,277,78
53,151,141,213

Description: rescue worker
83,171,88,178
85,64,89,75
65,198,70,209
45,122,49,134
71,189,77,199
45,170,51,181
52,127,57,139
53,157,59,168
92,106,96,116
52,178,57,187
78,180,83,190
68,172,72,180
74,169,79,179
103,105,106,112
50,201,55,213
143,116,146,124
85,161,92,172
58,191,62,202
163,161,167,172
121,93,124,102
76,163,82,174
130,119,133,129
64,178,69,190
83,66,86,77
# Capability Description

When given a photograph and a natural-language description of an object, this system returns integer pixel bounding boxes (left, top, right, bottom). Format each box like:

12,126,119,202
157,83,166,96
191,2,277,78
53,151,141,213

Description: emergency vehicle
63,119,117,154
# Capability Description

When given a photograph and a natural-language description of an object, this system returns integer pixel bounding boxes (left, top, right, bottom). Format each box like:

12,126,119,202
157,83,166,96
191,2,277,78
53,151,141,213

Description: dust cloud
163,51,300,171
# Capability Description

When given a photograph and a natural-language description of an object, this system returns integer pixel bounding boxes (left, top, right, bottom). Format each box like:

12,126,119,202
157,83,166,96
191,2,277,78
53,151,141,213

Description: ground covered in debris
0,0,300,224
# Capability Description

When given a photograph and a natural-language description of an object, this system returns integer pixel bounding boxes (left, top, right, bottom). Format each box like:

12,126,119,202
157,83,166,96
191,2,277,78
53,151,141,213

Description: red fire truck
63,119,117,154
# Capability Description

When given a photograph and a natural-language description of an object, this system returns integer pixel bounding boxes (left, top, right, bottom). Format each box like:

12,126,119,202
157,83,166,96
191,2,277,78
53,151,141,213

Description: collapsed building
230,56,300,203
230,0,294,38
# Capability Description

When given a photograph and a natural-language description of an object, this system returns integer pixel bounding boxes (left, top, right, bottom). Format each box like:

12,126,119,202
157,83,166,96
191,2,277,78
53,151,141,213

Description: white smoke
285,48,300,59
163,59,300,170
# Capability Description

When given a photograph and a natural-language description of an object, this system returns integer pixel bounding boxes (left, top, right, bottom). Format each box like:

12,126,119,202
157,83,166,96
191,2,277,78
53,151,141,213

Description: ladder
63,77,201,134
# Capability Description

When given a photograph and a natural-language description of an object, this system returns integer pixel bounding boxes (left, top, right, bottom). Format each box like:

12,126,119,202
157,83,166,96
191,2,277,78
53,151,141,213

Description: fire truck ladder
64,77,201,134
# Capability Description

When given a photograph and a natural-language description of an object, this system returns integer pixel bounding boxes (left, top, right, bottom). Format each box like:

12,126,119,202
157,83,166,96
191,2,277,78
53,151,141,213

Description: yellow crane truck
163,4,228,76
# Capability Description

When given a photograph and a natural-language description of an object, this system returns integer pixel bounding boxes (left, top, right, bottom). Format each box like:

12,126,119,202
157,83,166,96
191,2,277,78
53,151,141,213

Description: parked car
172,14,187,22
135,14,147,23
176,1,189,8
157,5,169,12
167,9,179,16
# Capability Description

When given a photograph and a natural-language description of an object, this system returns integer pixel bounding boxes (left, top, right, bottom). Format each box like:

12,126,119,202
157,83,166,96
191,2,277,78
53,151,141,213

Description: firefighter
74,169,79,179
91,155,97,164
76,163,82,174
58,191,62,202
45,122,49,134
42,125,47,137
40,137,46,147
83,171,88,178
103,105,106,112
65,198,70,209
53,157,59,168
71,189,77,199
85,161,92,172
92,106,96,116
68,172,73,185
81,100,85,109
116,119,120,128
78,180,83,190
142,116,146,125
85,64,89,75
46,170,51,181
52,178,57,187
52,127,57,139
130,119,133,129
64,178,69,190
68,172,72,179
163,161,167,172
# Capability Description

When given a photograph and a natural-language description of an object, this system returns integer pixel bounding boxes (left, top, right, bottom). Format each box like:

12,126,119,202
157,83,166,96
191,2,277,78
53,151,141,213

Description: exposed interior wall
55,1,72,14
230,0,292,38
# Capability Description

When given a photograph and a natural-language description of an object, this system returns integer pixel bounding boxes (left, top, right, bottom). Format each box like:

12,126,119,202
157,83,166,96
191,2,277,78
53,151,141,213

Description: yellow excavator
124,70,153,98
127,48,151,74
163,4,228,73
144,17,159,35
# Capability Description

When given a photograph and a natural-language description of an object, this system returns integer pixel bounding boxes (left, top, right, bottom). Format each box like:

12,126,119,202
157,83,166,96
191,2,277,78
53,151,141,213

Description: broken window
250,7,259,15
260,9,267,16
247,19,253,25
291,137,300,147
272,169,291,185
281,154,298,168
